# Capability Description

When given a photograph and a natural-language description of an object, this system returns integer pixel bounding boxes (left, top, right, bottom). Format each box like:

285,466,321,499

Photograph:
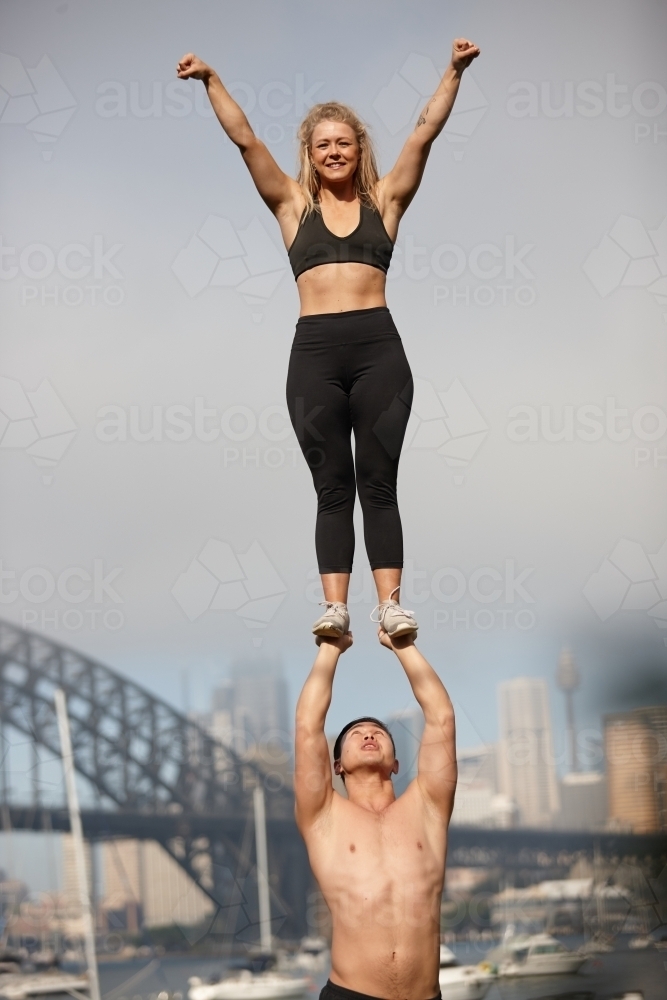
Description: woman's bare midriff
296,261,388,316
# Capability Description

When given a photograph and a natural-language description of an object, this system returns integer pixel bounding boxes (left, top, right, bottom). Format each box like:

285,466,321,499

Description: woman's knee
357,476,398,511
317,480,356,516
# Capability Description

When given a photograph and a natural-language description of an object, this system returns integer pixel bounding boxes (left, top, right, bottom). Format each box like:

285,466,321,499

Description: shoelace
369,587,414,623
318,600,347,616
370,601,416,622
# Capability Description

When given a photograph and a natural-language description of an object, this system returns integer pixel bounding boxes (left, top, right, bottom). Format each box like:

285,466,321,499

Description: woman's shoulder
372,177,392,213
276,185,310,229
367,181,401,243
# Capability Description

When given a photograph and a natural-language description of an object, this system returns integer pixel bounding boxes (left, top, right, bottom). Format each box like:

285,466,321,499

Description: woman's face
309,120,359,185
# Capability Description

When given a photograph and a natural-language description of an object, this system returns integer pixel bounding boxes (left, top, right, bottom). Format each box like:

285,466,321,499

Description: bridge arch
0,619,307,940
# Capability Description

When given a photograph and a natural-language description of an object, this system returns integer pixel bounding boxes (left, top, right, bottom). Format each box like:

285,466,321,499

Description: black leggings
286,305,413,574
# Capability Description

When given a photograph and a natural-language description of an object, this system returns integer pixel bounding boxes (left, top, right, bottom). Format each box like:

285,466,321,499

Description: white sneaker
370,587,418,637
312,601,350,637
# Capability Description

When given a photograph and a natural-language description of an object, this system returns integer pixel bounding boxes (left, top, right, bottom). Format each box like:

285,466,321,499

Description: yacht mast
55,689,101,1000
253,783,272,953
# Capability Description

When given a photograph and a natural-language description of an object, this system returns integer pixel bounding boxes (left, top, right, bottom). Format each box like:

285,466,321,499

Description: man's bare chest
306,796,446,893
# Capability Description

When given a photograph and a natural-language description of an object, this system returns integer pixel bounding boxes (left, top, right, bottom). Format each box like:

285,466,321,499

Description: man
294,629,457,1000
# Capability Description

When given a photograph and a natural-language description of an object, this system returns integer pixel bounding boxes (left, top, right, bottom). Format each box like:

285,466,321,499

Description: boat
188,971,309,1000
0,970,90,1000
489,933,587,976
438,964,495,1000
27,953,57,973
628,935,652,950
439,945,457,968
650,930,667,951
437,943,496,999
579,936,614,954
290,937,329,973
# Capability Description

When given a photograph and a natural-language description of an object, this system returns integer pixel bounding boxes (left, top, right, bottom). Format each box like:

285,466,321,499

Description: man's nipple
349,844,356,852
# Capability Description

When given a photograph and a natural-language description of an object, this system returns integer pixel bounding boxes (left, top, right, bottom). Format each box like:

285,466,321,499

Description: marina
3,939,661,1000
92,946,664,1000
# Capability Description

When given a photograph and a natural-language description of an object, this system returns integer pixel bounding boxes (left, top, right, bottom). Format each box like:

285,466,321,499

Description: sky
1,0,666,889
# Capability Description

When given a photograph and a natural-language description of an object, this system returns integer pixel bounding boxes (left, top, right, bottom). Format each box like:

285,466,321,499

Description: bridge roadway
6,806,666,943
8,804,667,871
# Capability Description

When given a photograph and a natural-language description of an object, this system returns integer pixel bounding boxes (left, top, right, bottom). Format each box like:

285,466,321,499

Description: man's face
336,723,398,780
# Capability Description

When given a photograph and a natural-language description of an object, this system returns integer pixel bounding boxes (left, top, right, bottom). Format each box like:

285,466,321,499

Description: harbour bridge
1,620,665,943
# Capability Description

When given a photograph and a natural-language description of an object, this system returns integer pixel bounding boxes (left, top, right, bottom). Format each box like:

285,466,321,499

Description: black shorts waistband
293,306,400,349
320,981,441,1000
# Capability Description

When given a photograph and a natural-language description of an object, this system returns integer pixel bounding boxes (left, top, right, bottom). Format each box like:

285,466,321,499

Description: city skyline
2,644,663,899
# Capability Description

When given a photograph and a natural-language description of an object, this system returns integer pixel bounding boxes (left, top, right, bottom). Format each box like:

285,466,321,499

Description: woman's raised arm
378,38,480,218
176,53,298,215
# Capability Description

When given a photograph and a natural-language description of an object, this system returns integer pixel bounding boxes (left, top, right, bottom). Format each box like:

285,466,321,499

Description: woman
177,38,480,640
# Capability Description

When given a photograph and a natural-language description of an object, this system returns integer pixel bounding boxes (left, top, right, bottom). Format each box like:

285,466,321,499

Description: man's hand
316,632,353,653
377,627,414,652
176,53,213,81
451,38,480,73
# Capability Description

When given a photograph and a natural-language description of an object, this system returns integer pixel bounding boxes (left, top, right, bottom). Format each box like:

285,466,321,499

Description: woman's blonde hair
296,102,381,214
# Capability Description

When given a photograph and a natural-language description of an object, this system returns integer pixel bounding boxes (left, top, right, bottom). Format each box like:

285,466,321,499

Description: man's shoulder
393,778,452,826
298,788,348,838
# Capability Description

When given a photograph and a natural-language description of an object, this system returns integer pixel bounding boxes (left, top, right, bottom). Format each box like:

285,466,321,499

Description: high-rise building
101,839,214,929
497,677,560,827
558,772,607,830
387,708,424,797
556,647,580,772
604,705,667,833
191,658,292,790
206,657,290,755
457,744,498,791
450,744,502,827
102,838,143,932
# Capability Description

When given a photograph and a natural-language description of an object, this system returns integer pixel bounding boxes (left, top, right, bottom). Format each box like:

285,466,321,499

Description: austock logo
0,53,76,160
583,215,667,319
373,52,488,159
171,215,287,320
0,235,125,307
1,559,124,634
172,539,287,641
94,73,324,149
583,538,667,641
376,376,488,485
506,74,667,145
0,377,77,484
405,376,488,483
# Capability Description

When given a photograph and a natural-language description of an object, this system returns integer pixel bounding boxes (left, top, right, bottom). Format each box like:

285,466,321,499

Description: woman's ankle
321,571,350,605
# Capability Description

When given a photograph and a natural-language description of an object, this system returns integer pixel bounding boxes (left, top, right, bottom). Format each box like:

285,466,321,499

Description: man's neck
344,772,396,813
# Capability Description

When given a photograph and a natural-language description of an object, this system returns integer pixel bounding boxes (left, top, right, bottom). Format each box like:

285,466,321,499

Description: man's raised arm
378,631,457,819
294,635,352,831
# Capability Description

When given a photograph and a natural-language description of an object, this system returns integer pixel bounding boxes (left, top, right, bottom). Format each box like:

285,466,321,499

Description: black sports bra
287,200,394,280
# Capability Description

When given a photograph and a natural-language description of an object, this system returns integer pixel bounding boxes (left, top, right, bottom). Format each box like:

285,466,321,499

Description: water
95,947,667,1000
